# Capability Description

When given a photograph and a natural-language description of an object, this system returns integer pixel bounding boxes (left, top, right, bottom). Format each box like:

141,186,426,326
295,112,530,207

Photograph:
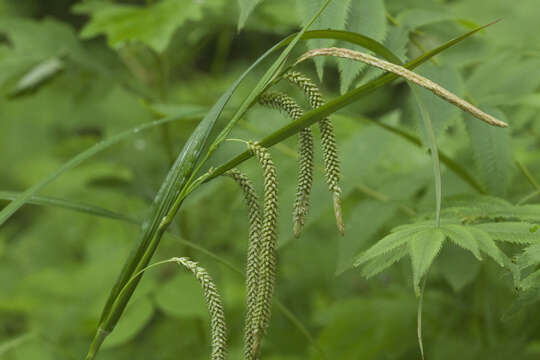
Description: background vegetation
1,0,540,359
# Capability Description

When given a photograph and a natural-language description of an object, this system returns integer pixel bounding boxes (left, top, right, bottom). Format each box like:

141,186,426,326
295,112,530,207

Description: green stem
85,328,109,360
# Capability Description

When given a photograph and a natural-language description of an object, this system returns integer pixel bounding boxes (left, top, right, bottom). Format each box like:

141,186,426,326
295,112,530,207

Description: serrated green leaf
465,107,513,196
468,227,506,267
516,242,540,269
520,269,540,291
474,222,540,244
73,0,205,52
466,54,540,106
237,0,265,30
441,224,482,260
337,200,398,274
338,0,387,93
361,244,408,279
354,226,424,267
396,8,455,30
298,0,351,80
409,228,445,295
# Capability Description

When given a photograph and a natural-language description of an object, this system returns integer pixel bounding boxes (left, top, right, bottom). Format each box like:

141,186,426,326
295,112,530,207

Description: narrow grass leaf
0,191,139,224
237,0,265,30
0,109,205,228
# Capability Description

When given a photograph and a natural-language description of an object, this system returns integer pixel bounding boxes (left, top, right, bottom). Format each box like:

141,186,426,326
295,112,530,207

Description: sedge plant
0,4,521,359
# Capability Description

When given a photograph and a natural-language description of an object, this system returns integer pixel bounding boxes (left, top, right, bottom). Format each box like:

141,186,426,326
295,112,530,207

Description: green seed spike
173,257,227,360
284,71,344,236
247,141,278,358
224,169,262,360
258,92,314,238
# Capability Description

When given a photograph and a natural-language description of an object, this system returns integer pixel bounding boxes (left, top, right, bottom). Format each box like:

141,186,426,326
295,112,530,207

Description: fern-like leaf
354,226,425,267
360,244,409,279
338,0,387,93
441,224,482,260
464,107,514,196
297,0,352,80
473,222,540,244
468,227,507,267
409,228,445,295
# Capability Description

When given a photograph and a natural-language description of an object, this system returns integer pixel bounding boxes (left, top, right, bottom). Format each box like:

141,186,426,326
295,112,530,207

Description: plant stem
85,328,109,360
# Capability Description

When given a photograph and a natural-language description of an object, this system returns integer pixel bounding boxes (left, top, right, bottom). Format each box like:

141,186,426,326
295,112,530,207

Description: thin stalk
411,88,442,227
517,161,540,191
517,190,540,205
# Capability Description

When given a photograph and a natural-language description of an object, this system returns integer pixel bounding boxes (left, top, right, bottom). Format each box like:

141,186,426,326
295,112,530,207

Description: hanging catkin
284,71,344,235
247,141,278,357
173,257,227,360
224,169,262,360
259,92,314,238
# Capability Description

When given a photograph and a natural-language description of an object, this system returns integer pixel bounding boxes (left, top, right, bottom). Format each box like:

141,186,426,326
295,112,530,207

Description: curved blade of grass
0,333,37,355
0,109,206,228
517,190,540,206
203,22,496,183
0,191,139,224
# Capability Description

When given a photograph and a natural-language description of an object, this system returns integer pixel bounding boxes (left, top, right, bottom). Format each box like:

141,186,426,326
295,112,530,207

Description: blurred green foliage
1,0,540,359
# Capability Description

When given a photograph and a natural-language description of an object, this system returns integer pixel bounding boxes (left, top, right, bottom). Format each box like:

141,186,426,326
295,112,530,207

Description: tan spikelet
295,48,508,128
